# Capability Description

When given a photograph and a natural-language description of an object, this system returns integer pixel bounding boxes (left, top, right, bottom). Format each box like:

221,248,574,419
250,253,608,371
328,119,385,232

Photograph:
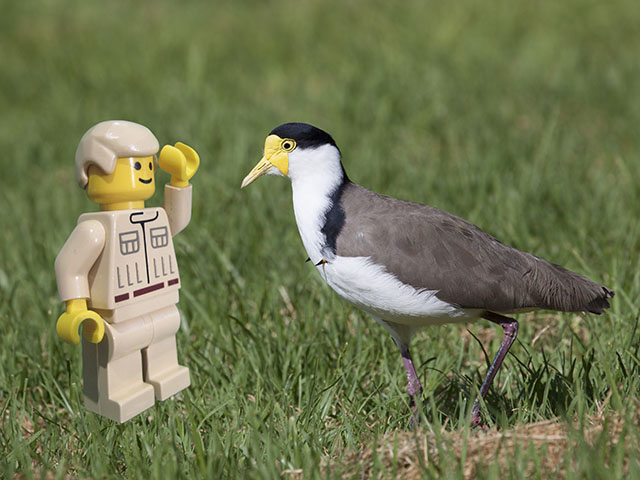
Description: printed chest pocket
150,227,169,248
119,231,140,255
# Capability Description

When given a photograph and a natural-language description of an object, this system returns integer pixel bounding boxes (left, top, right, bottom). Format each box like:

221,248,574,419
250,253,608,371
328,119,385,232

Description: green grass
2,0,640,478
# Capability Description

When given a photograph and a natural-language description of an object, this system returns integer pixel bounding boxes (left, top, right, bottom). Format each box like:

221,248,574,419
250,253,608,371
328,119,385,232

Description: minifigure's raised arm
164,184,192,236
158,142,200,236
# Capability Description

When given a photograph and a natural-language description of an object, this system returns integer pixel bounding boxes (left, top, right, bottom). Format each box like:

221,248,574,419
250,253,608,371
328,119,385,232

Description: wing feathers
333,182,613,314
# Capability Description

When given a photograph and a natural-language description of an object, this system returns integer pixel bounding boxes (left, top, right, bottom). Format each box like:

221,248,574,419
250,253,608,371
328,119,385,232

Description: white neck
289,145,345,263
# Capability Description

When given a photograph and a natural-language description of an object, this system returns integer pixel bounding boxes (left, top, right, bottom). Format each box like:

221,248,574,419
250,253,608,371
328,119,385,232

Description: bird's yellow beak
241,135,289,188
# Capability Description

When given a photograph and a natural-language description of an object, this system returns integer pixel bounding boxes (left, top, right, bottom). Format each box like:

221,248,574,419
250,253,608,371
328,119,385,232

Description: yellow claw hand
56,299,105,345
159,142,200,188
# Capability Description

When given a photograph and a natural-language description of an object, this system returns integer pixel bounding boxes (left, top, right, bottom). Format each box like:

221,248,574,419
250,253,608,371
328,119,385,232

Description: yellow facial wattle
241,135,296,188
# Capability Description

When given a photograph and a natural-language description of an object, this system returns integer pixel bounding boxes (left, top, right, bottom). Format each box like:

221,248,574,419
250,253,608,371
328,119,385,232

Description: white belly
316,256,480,327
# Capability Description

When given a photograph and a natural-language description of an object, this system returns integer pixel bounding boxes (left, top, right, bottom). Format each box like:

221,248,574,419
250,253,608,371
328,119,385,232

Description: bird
241,122,614,427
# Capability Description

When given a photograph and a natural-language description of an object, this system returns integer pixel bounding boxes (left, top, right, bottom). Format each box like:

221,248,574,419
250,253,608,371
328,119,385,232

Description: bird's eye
134,161,142,170
282,140,295,151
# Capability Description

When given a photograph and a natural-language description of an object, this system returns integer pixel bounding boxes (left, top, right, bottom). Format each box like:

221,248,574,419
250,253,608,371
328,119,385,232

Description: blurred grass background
1,0,639,478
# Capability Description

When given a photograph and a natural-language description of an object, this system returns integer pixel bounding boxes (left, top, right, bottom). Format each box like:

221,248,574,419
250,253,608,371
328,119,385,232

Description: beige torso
81,208,180,323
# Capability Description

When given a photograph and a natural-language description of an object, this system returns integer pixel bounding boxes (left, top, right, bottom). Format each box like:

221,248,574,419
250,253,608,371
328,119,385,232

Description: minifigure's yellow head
87,155,156,206
75,121,160,209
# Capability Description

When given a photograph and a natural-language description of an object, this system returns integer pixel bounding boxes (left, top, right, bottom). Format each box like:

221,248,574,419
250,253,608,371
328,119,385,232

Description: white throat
289,144,345,263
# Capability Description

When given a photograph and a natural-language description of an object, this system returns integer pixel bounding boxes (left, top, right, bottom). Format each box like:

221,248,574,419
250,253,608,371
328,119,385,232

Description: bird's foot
469,405,489,433
408,400,420,429
470,402,489,431
470,413,489,432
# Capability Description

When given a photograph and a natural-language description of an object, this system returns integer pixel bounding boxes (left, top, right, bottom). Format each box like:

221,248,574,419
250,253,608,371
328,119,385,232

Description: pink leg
398,344,423,424
470,312,519,428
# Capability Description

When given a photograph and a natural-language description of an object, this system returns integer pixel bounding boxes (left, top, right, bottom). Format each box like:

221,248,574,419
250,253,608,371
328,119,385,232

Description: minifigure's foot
86,382,155,423
146,365,190,401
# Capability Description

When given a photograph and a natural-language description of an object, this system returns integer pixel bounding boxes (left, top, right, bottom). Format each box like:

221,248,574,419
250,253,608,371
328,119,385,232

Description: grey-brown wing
335,184,612,313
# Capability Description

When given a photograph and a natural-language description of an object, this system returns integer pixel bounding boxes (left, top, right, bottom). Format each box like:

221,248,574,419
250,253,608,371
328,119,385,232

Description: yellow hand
158,142,200,188
56,299,105,345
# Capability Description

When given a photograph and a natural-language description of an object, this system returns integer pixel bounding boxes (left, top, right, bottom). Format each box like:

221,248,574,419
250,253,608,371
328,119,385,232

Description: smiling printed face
87,155,156,208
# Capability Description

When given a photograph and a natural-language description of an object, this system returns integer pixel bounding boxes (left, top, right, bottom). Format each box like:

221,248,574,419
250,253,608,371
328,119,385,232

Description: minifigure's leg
82,317,155,423
143,305,190,401
82,338,100,411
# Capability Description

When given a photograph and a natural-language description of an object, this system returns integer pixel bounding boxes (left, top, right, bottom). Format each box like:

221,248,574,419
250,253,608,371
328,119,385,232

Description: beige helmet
74,120,160,188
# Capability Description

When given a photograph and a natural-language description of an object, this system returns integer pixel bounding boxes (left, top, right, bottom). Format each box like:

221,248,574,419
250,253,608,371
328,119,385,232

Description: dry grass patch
333,407,639,479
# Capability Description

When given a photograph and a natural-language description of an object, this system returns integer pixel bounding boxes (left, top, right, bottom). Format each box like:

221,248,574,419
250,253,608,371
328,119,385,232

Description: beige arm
55,219,106,301
164,184,192,236
158,142,198,236
54,219,106,345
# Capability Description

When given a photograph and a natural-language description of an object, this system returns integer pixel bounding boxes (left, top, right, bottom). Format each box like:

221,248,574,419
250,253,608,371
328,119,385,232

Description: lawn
1,0,639,478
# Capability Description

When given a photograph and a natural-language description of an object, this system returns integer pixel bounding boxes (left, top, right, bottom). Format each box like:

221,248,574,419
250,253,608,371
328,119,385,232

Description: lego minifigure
55,120,199,423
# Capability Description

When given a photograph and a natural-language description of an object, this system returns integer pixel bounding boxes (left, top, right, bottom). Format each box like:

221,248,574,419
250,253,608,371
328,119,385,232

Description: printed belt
114,278,180,303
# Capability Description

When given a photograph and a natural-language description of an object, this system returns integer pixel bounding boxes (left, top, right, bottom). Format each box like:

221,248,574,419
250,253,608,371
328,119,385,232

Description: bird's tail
528,259,614,314
584,285,615,314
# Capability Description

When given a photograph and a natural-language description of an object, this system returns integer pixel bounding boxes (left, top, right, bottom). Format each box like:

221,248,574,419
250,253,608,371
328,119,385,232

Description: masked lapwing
241,122,614,427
